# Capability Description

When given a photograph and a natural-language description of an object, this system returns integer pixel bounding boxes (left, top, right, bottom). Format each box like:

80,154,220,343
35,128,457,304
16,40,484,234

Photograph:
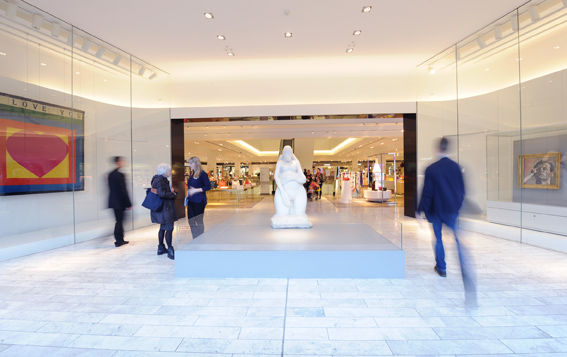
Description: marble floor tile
175,338,282,354
2,197,567,356
386,339,513,355
0,345,115,357
67,335,183,352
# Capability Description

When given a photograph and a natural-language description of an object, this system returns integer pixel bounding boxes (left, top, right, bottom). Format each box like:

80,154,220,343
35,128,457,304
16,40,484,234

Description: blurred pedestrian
417,138,476,306
107,156,132,247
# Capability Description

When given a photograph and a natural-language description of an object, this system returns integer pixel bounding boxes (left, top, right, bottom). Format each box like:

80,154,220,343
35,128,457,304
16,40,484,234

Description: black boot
157,244,167,255
167,247,175,260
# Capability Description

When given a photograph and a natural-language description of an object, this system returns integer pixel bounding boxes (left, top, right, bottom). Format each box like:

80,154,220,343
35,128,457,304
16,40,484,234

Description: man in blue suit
417,138,476,304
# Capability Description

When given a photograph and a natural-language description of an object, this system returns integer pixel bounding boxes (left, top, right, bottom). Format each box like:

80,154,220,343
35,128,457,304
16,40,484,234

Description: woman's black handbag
141,188,164,211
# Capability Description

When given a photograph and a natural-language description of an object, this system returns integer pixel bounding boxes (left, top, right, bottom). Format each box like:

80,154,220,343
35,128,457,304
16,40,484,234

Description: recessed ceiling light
362,6,372,13
485,68,490,71
353,30,361,36
346,48,353,53
0,52,6,56
227,52,234,56
381,143,384,145
103,79,108,82
75,71,80,74
285,32,292,38
204,13,214,19
40,62,47,66
370,147,374,149
218,148,222,151
217,35,225,40
554,46,560,49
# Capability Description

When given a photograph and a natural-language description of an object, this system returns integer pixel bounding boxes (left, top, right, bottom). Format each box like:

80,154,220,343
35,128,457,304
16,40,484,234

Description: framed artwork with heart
0,92,84,195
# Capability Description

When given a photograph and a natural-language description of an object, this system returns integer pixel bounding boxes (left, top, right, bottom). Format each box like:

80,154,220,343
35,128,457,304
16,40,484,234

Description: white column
294,138,315,172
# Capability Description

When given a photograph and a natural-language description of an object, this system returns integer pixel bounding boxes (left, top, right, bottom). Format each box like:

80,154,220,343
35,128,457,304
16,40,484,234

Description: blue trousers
430,213,476,295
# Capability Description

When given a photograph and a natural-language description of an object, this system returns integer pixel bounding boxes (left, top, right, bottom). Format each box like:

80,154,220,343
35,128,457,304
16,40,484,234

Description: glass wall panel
518,0,567,248
0,2,170,260
456,11,522,242
416,48,458,196
131,59,171,229
71,28,134,243
0,12,75,258
418,0,567,252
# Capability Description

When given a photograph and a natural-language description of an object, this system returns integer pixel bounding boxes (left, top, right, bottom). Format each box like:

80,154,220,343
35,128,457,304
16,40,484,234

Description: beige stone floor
1,196,567,356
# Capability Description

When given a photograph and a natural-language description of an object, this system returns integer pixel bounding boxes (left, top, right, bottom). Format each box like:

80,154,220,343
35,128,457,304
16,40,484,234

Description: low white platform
176,212,405,279
364,189,392,202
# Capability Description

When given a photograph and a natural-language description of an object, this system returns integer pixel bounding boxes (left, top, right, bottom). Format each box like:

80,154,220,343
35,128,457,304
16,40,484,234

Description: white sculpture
271,146,313,229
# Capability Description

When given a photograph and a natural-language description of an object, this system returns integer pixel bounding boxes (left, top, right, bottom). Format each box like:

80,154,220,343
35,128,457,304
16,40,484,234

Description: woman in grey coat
151,163,178,259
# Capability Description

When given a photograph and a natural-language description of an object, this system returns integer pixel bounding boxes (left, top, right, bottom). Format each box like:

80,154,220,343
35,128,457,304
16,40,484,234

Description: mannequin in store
271,145,312,228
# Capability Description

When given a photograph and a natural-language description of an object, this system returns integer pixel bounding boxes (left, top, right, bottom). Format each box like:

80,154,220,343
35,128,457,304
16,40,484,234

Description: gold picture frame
518,152,561,189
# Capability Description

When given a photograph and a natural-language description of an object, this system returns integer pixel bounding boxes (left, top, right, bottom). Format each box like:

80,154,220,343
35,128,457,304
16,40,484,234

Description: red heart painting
6,130,69,178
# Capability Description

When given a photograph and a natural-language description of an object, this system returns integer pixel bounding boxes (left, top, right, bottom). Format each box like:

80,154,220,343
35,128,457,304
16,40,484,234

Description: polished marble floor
1,196,567,356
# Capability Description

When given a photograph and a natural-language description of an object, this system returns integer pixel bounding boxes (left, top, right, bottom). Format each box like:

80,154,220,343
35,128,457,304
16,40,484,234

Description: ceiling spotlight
95,47,105,58
204,12,214,19
113,55,122,65
149,73,157,80
40,62,47,66
81,40,91,52
362,6,372,13
51,22,61,37
494,26,502,40
285,32,292,38
554,46,560,49
353,30,361,36
0,52,6,56
217,35,225,40
138,66,146,76
227,52,234,56
31,13,43,30
427,65,435,74
346,48,353,53
6,0,17,19
75,71,80,75
476,37,486,49
529,6,540,22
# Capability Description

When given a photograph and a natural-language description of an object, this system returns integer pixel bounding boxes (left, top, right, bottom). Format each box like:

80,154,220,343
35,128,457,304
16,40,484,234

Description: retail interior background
417,0,567,252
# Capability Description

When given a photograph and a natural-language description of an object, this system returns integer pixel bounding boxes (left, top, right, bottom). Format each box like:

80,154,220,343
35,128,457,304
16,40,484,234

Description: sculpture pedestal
271,214,313,229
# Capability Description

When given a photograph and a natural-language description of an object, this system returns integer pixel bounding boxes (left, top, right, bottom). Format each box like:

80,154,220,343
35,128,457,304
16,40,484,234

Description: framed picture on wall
0,92,85,195
518,152,561,190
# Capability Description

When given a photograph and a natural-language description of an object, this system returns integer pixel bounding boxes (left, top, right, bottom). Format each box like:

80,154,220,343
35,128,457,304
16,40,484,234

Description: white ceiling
23,0,527,107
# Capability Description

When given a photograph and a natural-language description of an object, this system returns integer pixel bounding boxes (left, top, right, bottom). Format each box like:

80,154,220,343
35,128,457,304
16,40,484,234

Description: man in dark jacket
108,156,132,247
417,138,476,305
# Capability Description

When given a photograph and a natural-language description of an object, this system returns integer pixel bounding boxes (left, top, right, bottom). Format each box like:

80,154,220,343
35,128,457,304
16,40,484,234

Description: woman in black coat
151,163,178,259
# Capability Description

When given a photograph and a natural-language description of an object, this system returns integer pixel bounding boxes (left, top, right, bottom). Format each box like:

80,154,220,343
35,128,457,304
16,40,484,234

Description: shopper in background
315,169,325,200
417,137,477,306
151,163,178,260
107,156,132,248
186,156,211,239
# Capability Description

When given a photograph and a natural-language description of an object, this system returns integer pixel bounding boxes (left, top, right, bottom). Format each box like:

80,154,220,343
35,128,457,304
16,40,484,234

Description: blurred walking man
108,156,132,247
417,138,476,305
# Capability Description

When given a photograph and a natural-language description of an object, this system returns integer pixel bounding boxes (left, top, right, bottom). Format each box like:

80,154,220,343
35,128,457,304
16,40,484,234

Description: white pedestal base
271,214,313,229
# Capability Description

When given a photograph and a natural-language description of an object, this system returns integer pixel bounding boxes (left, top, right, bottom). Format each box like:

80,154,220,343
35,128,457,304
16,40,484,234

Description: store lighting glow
40,62,47,66
227,52,234,56
284,32,292,38
346,48,353,53
204,13,214,19
0,52,6,56
314,138,357,155
362,6,372,13
353,30,361,36
217,35,225,40
233,140,278,156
